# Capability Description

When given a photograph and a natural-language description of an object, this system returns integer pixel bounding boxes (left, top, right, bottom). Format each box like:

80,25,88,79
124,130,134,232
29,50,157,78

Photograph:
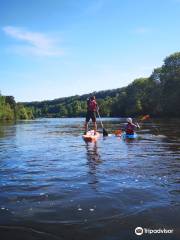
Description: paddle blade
140,114,150,121
114,129,122,136
103,128,108,136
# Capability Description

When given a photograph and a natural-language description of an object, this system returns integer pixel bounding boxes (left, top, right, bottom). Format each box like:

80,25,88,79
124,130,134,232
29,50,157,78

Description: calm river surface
0,118,179,240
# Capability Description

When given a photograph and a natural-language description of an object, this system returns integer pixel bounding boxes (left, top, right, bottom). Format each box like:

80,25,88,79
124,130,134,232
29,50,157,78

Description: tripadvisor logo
135,227,174,236
135,227,143,236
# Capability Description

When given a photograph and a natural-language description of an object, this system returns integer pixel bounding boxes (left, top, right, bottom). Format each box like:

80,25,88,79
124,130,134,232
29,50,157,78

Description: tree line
2,51,180,120
0,95,33,121
24,52,180,118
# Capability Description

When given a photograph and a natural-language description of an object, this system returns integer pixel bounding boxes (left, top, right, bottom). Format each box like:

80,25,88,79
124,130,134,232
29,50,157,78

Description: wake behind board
82,130,100,142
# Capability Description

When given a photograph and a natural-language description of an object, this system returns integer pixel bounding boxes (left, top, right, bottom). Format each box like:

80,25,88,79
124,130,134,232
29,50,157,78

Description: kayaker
84,96,98,135
125,118,140,135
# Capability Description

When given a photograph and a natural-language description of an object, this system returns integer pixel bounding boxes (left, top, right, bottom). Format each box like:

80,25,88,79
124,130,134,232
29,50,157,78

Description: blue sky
1,0,180,102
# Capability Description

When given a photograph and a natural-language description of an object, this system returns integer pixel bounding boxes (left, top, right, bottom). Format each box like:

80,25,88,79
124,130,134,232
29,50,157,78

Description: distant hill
23,52,180,118
23,87,124,107
22,88,125,118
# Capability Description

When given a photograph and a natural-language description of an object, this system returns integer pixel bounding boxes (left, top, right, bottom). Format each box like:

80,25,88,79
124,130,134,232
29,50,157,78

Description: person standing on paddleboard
84,96,98,135
125,118,140,135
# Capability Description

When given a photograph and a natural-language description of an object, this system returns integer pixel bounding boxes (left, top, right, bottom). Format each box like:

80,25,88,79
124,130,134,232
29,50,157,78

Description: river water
0,118,179,240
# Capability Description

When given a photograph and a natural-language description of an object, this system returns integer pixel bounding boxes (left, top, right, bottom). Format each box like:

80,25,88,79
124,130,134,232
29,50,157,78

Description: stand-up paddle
96,109,108,136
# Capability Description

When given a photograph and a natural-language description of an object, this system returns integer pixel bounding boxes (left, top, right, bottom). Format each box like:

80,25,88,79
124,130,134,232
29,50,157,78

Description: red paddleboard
82,130,100,142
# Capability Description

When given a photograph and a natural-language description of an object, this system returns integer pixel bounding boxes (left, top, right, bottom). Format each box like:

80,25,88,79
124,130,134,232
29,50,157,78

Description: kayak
82,130,100,142
122,133,138,139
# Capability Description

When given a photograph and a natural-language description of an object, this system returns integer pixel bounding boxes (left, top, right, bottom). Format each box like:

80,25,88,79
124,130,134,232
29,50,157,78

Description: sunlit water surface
0,118,179,239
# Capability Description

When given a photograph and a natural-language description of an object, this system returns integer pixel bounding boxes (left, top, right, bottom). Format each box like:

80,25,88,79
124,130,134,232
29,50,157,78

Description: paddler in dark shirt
84,96,98,135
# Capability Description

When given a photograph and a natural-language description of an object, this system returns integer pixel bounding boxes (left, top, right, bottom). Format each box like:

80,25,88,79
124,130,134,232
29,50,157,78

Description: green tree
160,52,180,116
59,104,68,117
16,104,29,119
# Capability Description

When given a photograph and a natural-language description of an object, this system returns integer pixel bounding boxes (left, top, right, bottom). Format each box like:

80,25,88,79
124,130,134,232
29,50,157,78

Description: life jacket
87,99,97,112
125,123,135,134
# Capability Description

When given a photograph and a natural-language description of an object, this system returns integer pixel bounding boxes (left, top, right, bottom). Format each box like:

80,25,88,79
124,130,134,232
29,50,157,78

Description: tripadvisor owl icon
135,227,143,236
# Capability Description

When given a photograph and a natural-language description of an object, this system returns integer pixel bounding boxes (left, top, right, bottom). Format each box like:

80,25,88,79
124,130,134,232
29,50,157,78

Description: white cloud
3,26,64,57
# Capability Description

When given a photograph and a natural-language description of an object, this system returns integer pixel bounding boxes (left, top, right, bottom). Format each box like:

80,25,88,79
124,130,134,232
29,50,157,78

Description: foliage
0,95,34,121
3,51,180,119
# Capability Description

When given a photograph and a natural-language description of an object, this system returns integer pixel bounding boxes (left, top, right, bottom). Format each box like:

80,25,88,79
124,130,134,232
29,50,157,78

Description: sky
1,0,180,102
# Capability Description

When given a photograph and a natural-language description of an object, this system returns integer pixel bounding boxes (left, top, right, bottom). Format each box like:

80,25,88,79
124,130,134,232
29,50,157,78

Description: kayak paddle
114,129,123,136
139,114,150,122
114,115,150,135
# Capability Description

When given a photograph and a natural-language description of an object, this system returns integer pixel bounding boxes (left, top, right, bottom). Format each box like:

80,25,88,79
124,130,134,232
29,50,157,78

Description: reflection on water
86,142,101,188
0,118,179,239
